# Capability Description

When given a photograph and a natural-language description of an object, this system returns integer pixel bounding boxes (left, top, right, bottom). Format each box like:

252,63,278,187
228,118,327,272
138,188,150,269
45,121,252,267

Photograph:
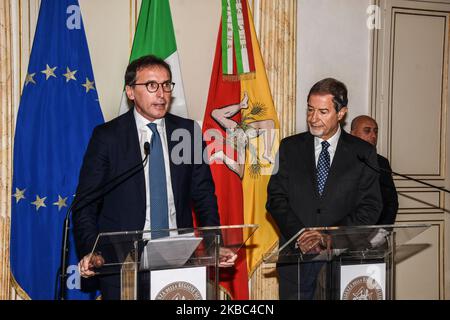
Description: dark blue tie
317,141,330,196
147,123,169,238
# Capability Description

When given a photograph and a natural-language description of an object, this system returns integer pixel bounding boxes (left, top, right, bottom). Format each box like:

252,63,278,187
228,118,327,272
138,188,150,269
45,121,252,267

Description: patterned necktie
147,123,169,238
317,140,330,196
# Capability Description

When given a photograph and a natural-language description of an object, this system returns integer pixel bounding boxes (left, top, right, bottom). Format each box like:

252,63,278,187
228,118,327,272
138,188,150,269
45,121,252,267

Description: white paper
140,236,202,270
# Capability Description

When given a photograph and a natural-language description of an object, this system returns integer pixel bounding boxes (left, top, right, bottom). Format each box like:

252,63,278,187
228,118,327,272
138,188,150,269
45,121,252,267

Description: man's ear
125,85,134,101
337,106,348,121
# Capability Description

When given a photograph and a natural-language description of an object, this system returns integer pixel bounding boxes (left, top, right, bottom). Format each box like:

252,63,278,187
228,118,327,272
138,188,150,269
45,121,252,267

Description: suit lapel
164,114,179,208
124,110,146,211
304,134,319,197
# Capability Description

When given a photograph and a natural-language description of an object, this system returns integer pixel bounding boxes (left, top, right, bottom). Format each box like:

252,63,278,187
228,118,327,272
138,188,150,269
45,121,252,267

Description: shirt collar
134,107,165,130
314,125,341,149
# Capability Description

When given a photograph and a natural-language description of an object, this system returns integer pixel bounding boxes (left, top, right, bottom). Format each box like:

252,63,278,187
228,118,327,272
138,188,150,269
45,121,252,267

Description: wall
372,0,450,299
297,0,372,133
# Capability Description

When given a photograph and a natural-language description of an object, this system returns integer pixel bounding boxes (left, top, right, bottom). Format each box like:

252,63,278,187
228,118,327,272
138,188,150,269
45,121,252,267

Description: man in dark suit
73,55,235,300
351,115,398,225
266,78,382,300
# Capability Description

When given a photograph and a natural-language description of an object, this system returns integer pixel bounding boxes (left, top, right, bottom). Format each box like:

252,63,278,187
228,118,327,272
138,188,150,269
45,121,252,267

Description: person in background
351,115,398,225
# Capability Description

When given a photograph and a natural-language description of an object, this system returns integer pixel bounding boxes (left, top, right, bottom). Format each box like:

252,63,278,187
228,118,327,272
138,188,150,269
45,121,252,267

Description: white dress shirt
134,109,177,236
314,125,342,167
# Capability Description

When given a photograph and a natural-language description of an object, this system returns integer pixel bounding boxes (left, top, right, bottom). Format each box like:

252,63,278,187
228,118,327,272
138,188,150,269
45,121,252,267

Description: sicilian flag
118,0,188,118
203,0,280,300
10,0,104,299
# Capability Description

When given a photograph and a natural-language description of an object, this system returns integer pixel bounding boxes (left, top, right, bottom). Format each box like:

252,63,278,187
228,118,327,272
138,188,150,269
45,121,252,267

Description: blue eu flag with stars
10,0,104,299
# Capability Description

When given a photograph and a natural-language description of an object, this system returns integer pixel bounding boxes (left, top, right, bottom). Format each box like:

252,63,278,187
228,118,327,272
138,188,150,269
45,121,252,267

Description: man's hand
78,252,104,278
218,247,238,268
296,230,329,254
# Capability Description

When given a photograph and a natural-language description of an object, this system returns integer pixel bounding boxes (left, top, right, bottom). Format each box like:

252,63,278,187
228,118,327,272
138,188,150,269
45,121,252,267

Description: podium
264,224,430,300
88,224,257,300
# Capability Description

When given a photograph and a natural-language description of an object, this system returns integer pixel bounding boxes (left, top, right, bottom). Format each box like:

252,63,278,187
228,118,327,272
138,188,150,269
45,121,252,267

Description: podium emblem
342,276,383,300
155,281,203,300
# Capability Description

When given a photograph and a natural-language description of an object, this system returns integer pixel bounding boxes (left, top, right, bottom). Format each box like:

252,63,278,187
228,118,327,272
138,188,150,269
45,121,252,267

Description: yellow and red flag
202,0,280,300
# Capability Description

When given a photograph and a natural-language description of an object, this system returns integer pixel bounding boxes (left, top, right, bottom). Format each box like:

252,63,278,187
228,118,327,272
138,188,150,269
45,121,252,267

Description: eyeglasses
132,81,175,93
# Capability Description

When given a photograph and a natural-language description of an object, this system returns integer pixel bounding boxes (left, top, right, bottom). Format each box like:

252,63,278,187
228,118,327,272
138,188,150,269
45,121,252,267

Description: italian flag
119,0,187,117
203,0,280,299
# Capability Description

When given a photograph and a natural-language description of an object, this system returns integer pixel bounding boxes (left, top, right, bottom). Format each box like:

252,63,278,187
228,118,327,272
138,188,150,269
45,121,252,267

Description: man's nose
309,111,318,122
155,85,164,97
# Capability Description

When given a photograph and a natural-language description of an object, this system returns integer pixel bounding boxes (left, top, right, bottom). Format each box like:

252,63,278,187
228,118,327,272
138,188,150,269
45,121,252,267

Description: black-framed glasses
132,81,175,93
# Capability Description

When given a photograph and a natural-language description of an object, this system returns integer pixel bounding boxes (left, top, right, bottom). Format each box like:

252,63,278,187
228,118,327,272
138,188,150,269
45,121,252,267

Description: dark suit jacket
266,130,382,246
377,154,398,225
73,109,220,259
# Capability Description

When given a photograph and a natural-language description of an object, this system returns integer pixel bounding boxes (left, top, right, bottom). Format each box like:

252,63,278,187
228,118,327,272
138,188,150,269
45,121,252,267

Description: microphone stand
58,142,150,300
357,155,450,194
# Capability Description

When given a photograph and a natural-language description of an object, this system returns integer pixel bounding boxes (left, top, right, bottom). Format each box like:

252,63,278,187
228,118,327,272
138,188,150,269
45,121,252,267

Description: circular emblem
155,281,203,300
342,276,383,300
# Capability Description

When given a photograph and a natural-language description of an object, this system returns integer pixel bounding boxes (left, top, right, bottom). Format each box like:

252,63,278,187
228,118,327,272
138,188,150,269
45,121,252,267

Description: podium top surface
89,224,258,274
264,223,431,263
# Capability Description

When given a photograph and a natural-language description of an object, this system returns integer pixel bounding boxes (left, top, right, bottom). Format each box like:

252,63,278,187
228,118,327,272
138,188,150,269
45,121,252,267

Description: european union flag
10,0,104,300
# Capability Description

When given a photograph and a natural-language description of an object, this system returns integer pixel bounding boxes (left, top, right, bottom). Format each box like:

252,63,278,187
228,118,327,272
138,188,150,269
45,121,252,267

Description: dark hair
124,54,172,86
307,78,348,111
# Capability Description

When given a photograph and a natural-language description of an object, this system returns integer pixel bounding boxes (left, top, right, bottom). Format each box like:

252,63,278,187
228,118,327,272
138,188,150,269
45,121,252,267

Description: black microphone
57,142,150,300
357,154,450,194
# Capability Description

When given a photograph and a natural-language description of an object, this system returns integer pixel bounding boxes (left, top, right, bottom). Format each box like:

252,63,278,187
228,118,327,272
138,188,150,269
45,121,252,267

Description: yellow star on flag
25,73,36,86
31,195,47,211
53,195,68,211
82,78,95,93
41,64,57,80
63,67,77,82
13,188,26,203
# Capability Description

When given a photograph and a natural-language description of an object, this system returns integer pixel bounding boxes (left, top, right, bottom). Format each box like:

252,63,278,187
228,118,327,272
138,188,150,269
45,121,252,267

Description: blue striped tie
317,141,330,196
147,123,169,238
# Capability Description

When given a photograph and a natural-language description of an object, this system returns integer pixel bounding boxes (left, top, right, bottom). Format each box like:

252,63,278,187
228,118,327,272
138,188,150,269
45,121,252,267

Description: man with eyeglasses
73,55,235,300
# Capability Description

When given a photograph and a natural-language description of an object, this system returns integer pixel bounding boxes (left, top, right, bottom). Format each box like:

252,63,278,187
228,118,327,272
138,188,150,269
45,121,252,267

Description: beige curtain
249,0,297,299
0,0,13,300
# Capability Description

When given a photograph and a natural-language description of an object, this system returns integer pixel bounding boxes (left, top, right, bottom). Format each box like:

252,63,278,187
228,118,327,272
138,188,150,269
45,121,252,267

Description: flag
203,0,279,299
221,0,255,77
118,0,187,118
241,4,280,276
10,0,104,300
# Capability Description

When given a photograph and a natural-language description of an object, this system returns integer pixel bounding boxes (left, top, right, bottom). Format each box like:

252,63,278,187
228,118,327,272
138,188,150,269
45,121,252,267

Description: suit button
317,209,321,214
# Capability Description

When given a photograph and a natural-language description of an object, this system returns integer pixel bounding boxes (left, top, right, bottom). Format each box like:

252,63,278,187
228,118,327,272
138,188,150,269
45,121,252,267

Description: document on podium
140,236,202,270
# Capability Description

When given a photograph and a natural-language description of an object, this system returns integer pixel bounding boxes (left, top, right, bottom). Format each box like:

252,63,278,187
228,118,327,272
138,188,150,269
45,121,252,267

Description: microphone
57,142,150,300
357,155,450,194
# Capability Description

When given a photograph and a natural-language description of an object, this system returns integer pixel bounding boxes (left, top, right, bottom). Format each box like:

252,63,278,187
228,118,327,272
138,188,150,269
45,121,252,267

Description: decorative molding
394,219,444,299
397,190,442,210
373,0,450,299
388,9,448,177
